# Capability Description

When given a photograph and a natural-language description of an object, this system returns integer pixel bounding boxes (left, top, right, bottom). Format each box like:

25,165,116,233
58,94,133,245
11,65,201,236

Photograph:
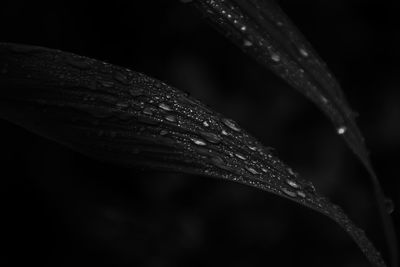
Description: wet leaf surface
0,43,386,267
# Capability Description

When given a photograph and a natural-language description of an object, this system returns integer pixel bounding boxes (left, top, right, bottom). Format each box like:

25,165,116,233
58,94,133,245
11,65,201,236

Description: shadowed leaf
0,43,386,267
186,1,397,265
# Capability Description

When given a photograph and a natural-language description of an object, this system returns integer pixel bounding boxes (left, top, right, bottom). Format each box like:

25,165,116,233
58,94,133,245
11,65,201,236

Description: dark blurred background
1,0,399,266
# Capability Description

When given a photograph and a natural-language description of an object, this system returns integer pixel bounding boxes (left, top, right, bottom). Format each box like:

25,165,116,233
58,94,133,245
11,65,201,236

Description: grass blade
0,43,386,267
187,1,397,265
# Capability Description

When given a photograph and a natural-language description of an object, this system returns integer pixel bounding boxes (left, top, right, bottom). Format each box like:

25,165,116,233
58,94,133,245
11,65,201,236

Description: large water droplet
297,191,306,198
337,126,347,135
235,153,246,160
160,129,169,136
101,81,114,88
200,132,222,144
299,48,309,57
165,115,177,122
281,187,297,198
116,102,129,109
243,40,253,47
158,103,172,111
271,53,280,62
142,107,153,116
191,137,207,146
245,166,259,175
222,118,241,132
286,179,300,189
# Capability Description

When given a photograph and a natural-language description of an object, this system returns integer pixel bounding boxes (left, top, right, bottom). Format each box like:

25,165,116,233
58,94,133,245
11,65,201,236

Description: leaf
186,0,397,265
0,43,386,267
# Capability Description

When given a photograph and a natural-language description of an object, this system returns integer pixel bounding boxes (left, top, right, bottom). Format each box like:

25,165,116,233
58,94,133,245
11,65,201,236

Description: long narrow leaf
187,0,397,265
0,43,386,267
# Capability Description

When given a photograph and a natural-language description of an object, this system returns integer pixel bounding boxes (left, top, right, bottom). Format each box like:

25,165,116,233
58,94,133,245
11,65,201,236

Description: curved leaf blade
187,1,397,265
0,43,386,267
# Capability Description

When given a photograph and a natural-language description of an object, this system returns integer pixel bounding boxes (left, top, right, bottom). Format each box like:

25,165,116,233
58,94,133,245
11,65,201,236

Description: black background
1,0,400,266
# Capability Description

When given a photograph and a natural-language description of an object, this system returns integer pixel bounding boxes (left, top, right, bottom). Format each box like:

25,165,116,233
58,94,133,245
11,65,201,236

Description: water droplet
200,132,222,144
281,187,297,198
245,166,259,175
191,137,207,146
385,198,394,214
113,71,129,85
203,121,210,127
248,145,257,151
286,179,300,189
160,129,169,136
116,102,129,109
101,81,114,88
222,118,241,132
158,103,172,111
142,107,153,116
261,168,268,173
287,167,295,176
271,53,280,62
165,115,177,122
235,153,246,160
221,130,228,136
337,126,347,135
299,48,309,57
297,191,306,198
240,25,247,31
243,40,253,47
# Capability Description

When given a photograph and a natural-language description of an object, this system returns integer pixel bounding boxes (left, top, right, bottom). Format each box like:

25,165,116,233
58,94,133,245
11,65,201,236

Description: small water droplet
200,132,222,144
243,40,253,47
191,137,207,146
299,48,309,57
165,115,177,122
286,179,300,189
337,126,347,135
158,103,172,111
240,25,247,31
261,168,268,173
281,187,297,198
235,153,246,160
222,118,241,132
385,198,394,214
271,53,280,62
113,71,129,85
203,121,210,127
245,166,259,175
160,129,169,136
142,107,153,116
221,130,228,136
